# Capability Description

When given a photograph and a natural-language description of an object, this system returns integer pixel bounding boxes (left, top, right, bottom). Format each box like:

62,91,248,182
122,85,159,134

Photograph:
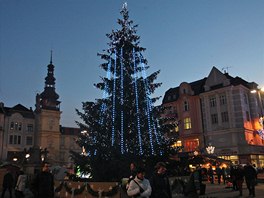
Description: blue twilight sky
0,0,263,127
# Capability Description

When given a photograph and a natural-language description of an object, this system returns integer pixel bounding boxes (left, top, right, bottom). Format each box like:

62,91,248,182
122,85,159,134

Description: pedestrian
122,162,137,198
150,162,172,198
1,169,14,198
244,162,257,197
230,165,238,191
127,166,152,198
208,166,214,184
14,170,27,198
215,166,222,184
127,162,137,188
31,162,54,198
235,165,244,197
221,167,227,184
193,166,206,196
184,170,199,198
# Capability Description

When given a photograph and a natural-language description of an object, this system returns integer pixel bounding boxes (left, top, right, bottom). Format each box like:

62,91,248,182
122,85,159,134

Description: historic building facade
0,56,81,168
162,67,264,167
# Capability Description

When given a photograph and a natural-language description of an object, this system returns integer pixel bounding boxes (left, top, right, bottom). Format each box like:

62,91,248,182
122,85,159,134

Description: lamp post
206,143,215,155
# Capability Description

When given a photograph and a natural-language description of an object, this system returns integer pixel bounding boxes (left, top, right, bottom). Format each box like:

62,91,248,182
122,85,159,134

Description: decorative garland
64,182,86,195
54,181,64,192
54,181,120,197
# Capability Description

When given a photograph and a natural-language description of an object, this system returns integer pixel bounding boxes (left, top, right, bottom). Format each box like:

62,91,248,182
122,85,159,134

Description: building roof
162,78,207,104
2,104,35,119
162,67,257,104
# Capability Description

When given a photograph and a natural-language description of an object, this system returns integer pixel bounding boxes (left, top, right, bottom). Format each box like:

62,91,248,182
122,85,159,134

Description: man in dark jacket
31,162,54,198
1,169,14,198
244,162,257,197
150,162,172,198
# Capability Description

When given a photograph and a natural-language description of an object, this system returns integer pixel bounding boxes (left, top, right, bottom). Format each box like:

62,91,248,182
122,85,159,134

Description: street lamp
206,144,215,154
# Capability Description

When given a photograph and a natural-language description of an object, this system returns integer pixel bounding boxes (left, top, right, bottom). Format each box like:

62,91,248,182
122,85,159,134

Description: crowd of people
0,160,260,198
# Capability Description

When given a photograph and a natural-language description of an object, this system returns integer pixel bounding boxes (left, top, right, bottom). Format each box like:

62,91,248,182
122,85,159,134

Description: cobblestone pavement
193,181,263,198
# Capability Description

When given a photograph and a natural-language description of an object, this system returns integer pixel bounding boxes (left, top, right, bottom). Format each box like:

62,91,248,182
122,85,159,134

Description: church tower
35,51,61,165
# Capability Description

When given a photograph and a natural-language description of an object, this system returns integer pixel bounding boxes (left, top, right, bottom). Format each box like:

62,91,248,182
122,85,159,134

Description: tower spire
50,50,53,64
36,52,60,111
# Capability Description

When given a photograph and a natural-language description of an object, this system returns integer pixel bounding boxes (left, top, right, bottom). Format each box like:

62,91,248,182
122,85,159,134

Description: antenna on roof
222,66,231,74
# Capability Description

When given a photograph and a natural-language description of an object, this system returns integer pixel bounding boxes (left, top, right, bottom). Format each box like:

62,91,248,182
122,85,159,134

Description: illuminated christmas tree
71,3,178,181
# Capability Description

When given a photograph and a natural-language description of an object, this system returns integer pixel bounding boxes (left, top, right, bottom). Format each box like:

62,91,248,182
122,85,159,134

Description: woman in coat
127,167,152,198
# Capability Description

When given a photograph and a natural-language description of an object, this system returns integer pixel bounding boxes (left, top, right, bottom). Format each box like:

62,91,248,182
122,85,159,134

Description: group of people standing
1,169,27,198
126,162,172,198
230,162,258,197
1,162,54,198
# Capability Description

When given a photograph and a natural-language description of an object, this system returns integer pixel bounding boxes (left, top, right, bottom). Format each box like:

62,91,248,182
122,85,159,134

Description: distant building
162,66,264,167
0,54,81,167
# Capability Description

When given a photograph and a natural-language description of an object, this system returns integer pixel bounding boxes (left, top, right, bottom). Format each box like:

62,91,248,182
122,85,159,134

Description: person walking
150,162,172,198
127,166,152,198
221,167,227,185
244,162,257,197
14,170,27,198
235,165,244,197
1,169,14,198
208,166,214,184
230,165,238,191
215,166,222,184
31,162,54,198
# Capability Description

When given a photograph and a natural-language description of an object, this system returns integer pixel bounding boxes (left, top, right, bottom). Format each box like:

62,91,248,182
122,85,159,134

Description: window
27,124,33,132
221,111,229,122
220,95,227,105
211,114,218,124
26,136,33,145
210,97,217,107
184,101,189,111
184,117,192,129
14,122,18,130
18,123,22,131
9,135,13,144
9,135,21,144
10,122,14,130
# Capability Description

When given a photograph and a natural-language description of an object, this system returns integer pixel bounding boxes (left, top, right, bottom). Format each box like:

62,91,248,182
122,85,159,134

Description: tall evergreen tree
71,4,178,181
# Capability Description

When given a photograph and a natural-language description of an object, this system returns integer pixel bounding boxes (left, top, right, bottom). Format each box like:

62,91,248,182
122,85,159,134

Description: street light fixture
206,144,215,154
